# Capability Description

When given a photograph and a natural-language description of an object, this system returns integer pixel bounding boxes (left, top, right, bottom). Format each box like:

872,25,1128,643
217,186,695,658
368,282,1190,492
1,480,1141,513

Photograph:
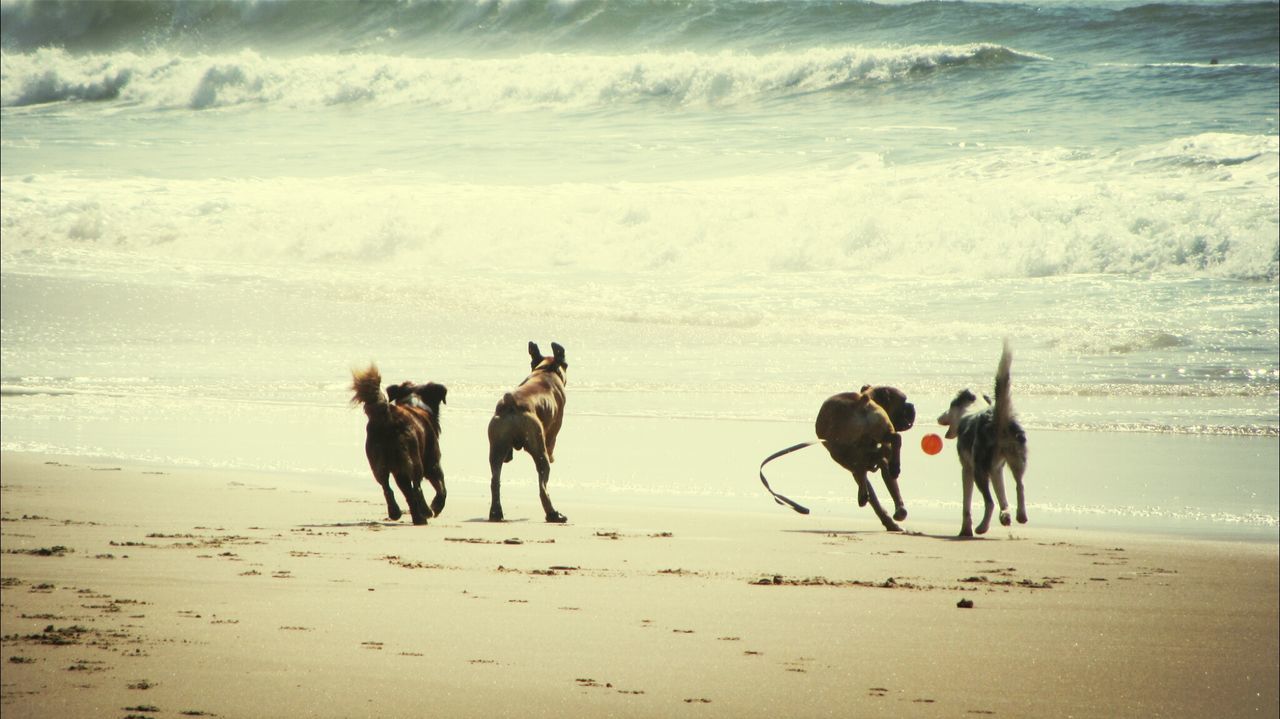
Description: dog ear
385,382,411,403
528,342,542,369
860,384,872,393
551,342,566,367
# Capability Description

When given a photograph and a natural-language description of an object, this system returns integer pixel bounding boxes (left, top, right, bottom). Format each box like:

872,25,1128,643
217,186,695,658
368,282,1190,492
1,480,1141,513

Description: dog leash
758,440,828,515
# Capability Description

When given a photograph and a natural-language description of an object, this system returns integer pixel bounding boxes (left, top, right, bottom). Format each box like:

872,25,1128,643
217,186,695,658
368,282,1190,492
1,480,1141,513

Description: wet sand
1,452,1276,718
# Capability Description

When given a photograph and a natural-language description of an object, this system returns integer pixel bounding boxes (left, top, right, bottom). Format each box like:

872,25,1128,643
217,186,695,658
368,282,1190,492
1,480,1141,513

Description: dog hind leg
488,447,506,522
991,464,1012,527
375,468,402,522
959,465,975,537
1010,455,1028,524
973,471,995,535
525,432,567,524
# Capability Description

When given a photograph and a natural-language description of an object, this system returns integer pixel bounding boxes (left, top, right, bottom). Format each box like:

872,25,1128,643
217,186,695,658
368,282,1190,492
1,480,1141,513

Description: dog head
529,341,569,381
937,389,977,439
860,385,916,433
412,382,448,417
387,381,448,418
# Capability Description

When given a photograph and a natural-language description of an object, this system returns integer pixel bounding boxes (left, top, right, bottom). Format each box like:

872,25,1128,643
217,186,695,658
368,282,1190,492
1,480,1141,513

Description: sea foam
2,44,1043,111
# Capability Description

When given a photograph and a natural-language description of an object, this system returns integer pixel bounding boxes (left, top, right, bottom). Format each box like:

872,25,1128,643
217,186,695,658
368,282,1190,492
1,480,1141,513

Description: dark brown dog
487,342,568,523
814,385,916,531
351,365,446,525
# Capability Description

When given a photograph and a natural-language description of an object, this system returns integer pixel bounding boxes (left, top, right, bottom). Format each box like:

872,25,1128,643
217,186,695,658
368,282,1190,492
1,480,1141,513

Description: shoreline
2,451,1276,718
2,413,1275,543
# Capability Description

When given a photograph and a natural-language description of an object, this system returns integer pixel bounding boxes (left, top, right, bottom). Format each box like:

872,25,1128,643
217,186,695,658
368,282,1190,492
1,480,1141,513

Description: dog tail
351,364,390,420
495,392,520,415
993,340,1015,434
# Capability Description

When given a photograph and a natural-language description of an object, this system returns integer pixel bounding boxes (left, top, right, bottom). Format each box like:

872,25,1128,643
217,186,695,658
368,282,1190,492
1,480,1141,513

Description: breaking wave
1,43,1043,111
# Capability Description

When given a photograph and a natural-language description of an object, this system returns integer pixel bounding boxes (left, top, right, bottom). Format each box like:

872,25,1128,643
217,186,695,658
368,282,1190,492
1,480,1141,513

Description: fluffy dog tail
351,365,389,420
993,341,1015,434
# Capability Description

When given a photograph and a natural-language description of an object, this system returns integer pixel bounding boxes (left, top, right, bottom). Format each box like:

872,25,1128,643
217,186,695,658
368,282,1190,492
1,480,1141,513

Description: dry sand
1,452,1276,718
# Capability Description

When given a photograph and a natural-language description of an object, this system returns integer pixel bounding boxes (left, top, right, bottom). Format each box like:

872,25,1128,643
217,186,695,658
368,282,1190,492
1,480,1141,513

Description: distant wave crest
1,44,1043,111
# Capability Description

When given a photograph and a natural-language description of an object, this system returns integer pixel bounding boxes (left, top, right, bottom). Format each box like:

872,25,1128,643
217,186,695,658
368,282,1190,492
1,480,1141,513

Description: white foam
2,44,1043,111
2,133,1274,281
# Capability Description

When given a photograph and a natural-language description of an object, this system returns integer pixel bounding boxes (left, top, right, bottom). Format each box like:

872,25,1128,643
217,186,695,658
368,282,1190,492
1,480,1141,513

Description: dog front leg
853,471,901,532
886,433,903,481
959,466,975,537
425,463,447,517
409,457,434,522
394,471,429,525
882,473,908,522
534,454,567,524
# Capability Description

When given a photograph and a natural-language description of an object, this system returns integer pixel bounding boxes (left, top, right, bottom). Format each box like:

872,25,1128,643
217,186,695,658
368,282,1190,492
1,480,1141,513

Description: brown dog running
351,365,446,525
814,385,916,531
487,342,569,523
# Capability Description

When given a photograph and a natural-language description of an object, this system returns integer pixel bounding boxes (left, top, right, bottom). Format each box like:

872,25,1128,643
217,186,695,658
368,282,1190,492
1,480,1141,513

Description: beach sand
1,451,1276,719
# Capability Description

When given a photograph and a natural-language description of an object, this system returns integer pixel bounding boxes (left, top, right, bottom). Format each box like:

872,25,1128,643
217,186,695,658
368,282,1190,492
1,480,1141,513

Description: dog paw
883,523,903,532
387,507,402,521
1017,511,1028,524
488,509,505,522
412,516,429,526
546,512,568,524
893,508,908,522
1000,511,1011,526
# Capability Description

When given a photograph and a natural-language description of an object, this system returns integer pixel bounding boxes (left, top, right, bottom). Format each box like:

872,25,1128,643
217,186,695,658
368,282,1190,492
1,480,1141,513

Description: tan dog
487,342,569,523
814,387,913,532
351,366,446,525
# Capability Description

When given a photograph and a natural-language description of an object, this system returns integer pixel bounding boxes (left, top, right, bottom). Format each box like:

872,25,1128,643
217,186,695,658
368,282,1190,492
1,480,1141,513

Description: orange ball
921,433,944,455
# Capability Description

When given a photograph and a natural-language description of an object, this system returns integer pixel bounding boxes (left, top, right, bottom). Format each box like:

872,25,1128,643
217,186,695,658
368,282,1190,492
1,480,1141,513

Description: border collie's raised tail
937,341,1028,537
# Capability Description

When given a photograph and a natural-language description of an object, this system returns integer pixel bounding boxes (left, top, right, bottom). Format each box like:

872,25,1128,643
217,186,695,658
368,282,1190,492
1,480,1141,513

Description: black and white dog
937,341,1028,537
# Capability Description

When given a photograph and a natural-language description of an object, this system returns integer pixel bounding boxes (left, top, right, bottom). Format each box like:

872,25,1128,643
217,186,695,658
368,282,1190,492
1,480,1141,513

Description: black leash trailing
757,439,827,515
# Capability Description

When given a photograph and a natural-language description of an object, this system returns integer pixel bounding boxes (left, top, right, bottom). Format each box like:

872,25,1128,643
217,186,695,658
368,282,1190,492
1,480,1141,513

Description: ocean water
2,0,1277,537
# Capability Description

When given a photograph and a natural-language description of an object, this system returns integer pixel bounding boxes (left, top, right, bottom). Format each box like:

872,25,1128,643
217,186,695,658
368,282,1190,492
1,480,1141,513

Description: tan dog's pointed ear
860,384,872,393
551,342,566,366
528,342,542,369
